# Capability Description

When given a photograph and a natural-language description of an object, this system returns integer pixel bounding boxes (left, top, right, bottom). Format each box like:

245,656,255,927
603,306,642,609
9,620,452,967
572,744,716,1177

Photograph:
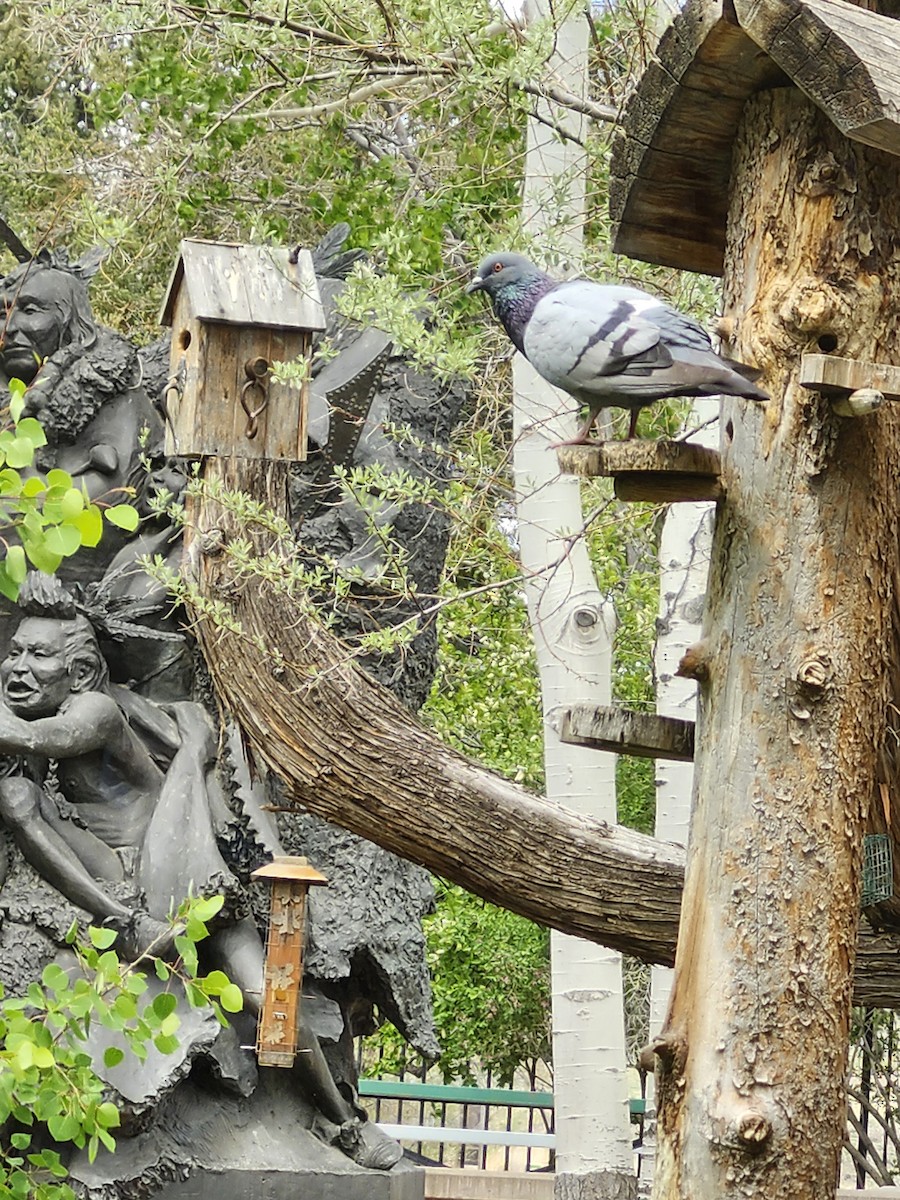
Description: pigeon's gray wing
523,283,675,390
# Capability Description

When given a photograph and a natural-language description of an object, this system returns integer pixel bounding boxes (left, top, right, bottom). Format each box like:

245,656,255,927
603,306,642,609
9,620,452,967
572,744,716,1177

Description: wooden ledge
799,354,900,401
558,705,696,761
557,439,723,502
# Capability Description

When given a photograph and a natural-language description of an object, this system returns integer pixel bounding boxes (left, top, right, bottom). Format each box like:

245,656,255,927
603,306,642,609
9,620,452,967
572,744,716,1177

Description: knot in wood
676,641,710,683
778,279,840,342
199,526,226,557
736,1111,772,1154
573,607,597,630
796,654,831,696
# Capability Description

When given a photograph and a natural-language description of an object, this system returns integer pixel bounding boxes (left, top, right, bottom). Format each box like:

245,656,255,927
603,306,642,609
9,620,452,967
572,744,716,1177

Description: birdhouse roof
159,239,327,331
611,0,900,276
251,855,328,884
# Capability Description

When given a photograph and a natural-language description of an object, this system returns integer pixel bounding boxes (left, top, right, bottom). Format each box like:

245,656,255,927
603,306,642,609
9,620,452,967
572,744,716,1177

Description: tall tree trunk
652,89,900,1199
516,4,635,1196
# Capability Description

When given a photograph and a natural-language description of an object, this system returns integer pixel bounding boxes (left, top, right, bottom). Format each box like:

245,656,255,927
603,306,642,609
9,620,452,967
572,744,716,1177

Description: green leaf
15,1040,34,1070
219,983,243,1014
0,563,20,603
41,963,70,993
153,1032,180,1055
43,524,82,558
73,505,104,548
59,488,85,519
95,1102,121,1130
21,537,62,575
154,959,170,982
6,437,34,469
10,1133,31,1150
190,894,224,923
14,417,47,447
8,378,25,423
103,1046,125,1069
0,467,22,494
46,469,72,489
21,475,45,498
152,992,177,1019
32,1046,55,1069
5,545,26,585
160,1012,180,1037
201,970,230,996
88,926,118,950
104,503,140,532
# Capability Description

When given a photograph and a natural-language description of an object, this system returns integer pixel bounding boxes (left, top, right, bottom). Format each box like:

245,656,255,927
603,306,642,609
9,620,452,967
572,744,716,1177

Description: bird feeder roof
159,239,327,332
251,855,328,885
611,0,900,276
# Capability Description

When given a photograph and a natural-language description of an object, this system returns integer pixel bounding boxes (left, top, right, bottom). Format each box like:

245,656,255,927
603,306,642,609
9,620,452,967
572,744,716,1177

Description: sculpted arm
0,693,121,758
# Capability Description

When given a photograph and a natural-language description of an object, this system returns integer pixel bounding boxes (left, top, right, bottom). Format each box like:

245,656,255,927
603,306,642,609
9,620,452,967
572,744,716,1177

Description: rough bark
652,88,900,1199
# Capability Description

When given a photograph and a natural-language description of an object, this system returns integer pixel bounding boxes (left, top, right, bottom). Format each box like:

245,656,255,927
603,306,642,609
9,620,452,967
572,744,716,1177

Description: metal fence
357,1051,555,1171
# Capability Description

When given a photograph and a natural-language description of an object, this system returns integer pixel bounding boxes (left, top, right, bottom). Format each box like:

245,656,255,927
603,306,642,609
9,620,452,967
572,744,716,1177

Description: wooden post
653,88,900,1198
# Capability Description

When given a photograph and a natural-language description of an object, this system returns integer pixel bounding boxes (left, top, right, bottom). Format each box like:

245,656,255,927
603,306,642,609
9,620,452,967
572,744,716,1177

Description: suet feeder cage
159,239,326,462
861,834,893,909
250,854,328,1068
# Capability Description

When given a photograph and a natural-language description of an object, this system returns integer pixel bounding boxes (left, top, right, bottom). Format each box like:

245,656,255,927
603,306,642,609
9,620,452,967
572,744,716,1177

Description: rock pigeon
467,252,768,443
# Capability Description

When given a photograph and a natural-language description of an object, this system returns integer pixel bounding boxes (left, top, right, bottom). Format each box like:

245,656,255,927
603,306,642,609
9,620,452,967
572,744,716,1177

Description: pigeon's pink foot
549,433,603,450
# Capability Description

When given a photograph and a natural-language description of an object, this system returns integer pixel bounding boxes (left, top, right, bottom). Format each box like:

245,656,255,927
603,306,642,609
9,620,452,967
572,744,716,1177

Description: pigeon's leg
549,409,599,449
627,409,640,440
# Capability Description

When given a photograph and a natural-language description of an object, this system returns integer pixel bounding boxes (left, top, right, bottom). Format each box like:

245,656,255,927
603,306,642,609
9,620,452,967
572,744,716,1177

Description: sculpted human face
0,273,68,383
1,619,74,718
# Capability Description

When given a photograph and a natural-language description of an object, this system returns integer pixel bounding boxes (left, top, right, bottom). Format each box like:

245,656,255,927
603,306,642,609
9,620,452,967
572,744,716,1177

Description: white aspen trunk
645,403,717,1184
517,5,634,1197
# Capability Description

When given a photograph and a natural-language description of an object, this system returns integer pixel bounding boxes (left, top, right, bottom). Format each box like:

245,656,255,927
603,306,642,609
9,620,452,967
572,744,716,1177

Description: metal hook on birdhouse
241,356,271,440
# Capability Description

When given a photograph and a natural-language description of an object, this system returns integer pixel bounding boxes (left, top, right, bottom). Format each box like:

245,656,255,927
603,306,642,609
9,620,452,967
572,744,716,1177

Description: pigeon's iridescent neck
492,275,552,353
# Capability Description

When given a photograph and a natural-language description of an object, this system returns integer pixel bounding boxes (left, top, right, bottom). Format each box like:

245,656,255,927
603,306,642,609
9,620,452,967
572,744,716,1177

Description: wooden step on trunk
557,704,695,761
556,439,723,502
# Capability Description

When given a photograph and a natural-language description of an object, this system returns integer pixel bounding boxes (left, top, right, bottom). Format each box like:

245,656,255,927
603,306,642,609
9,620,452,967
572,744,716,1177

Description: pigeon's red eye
492,262,503,273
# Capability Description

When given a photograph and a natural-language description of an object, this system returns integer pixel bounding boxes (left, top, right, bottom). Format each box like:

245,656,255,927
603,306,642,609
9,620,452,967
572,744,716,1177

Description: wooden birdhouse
250,855,327,1068
159,240,326,461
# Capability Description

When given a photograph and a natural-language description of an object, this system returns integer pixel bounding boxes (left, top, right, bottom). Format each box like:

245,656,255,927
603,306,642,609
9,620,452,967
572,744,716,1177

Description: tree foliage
0,894,240,1200
0,0,719,1085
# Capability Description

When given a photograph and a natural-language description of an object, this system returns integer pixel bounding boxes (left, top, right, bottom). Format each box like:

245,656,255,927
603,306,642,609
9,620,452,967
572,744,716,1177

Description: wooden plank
558,705,696,760
614,472,724,503
556,439,721,479
799,353,900,400
735,0,900,156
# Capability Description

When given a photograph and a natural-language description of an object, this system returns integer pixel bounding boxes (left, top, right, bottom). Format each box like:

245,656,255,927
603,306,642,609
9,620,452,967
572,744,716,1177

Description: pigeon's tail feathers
715,360,769,401
672,348,770,403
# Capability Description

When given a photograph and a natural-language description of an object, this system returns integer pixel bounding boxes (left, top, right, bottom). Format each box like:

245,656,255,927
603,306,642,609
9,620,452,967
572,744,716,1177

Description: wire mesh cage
861,834,893,908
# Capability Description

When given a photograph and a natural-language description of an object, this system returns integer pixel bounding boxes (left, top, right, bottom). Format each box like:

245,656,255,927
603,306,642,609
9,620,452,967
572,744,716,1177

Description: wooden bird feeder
159,239,326,461
250,854,327,1068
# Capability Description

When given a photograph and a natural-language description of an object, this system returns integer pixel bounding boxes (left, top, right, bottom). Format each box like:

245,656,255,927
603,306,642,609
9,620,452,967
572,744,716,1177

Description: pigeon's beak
465,274,485,295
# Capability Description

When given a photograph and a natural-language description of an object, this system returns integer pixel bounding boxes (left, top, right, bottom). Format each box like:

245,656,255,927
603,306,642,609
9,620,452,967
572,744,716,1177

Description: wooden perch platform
799,354,900,401
611,0,900,275
558,705,696,761
556,439,723,502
